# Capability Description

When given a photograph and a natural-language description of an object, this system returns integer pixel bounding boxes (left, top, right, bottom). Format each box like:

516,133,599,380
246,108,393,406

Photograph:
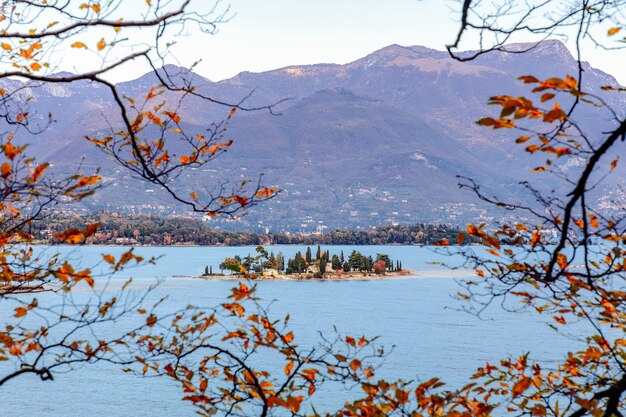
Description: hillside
4,40,625,231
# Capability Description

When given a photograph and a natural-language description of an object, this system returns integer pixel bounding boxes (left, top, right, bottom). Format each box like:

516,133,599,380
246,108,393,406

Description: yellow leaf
1,43,11,51
97,38,106,51
71,42,87,49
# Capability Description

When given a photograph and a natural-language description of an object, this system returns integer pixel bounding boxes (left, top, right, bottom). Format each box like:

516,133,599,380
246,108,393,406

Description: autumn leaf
97,38,106,51
146,314,157,327
511,376,532,397
284,361,294,376
14,307,28,318
164,111,181,123
30,163,49,182
232,195,248,207
608,27,621,36
1,162,11,179
530,230,541,247
71,42,88,49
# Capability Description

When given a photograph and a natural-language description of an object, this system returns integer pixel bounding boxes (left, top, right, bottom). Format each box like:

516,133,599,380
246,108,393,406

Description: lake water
1,245,586,416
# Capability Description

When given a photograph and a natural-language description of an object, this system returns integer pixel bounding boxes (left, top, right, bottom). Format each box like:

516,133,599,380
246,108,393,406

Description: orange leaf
97,38,106,51
511,376,532,398
349,359,361,371
146,314,157,327
71,42,87,49
199,378,207,393
14,307,27,318
31,163,49,182
1,162,11,179
608,27,621,36
284,361,294,376
530,230,541,247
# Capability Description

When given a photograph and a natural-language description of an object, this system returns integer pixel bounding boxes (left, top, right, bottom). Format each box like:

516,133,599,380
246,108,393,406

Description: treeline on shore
32,213,461,246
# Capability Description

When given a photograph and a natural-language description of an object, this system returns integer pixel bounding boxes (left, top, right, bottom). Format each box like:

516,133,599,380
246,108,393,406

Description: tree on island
373,260,387,275
319,257,327,275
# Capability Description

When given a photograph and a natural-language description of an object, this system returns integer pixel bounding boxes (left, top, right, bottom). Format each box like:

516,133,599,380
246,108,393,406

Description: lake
1,245,586,416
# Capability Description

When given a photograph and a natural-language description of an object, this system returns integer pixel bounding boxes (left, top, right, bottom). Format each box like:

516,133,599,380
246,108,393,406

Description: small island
193,246,412,281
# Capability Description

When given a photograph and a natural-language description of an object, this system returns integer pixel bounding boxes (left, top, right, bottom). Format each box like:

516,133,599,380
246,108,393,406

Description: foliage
223,247,402,279
0,0,280,396
32,212,462,246
5,1,626,416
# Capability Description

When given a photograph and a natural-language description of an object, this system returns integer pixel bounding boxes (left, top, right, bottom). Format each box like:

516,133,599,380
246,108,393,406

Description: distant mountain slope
3,40,624,231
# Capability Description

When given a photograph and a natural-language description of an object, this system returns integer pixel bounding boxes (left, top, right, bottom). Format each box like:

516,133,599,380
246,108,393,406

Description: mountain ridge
2,40,624,232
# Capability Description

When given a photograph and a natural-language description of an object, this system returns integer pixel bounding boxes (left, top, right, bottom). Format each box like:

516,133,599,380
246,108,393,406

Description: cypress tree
306,247,312,264
319,258,327,275
316,245,321,260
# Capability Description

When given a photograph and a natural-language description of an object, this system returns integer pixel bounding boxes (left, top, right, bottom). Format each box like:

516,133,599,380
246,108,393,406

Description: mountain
3,40,625,231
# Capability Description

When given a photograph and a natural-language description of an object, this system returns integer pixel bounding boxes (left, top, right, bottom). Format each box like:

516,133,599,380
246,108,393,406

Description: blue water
1,245,586,416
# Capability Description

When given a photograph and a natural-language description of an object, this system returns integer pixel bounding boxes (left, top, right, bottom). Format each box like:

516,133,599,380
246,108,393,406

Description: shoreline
178,269,476,282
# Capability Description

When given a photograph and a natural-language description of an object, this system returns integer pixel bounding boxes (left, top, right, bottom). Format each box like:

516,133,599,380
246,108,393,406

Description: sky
186,0,457,81
51,0,624,84
158,0,624,85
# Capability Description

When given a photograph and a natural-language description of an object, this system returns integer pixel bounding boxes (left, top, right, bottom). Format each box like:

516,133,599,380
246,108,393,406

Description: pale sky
56,1,624,84
167,0,624,84
188,0,456,81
